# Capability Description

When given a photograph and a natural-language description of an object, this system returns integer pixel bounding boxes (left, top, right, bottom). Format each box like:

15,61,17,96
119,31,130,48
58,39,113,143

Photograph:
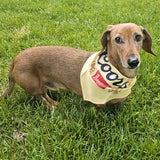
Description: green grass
0,0,160,159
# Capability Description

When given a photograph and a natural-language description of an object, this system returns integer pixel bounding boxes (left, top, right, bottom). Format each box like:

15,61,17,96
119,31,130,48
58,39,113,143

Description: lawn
0,0,160,159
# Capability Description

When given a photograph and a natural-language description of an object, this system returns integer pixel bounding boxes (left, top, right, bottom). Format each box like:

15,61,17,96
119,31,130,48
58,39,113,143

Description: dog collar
80,51,136,104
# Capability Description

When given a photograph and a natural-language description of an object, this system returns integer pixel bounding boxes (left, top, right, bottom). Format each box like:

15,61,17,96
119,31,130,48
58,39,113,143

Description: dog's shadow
3,87,123,122
23,89,123,114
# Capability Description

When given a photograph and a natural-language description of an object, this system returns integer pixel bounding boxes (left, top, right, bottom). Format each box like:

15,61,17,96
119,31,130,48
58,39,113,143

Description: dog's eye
115,37,122,44
135,34,142,42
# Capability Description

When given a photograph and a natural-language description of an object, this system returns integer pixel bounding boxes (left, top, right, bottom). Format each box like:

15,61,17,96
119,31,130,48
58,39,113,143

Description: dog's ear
101,25,113,51
141,27,156,56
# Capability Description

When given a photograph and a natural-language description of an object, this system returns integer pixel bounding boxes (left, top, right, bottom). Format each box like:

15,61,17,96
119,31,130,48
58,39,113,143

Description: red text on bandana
92,70,111,89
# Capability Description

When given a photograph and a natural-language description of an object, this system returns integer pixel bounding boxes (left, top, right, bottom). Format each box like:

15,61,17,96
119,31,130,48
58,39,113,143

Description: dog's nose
127,58,139,69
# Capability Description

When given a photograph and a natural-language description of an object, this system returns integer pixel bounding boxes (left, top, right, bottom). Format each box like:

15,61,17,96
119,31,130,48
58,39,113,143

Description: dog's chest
80,52,136,104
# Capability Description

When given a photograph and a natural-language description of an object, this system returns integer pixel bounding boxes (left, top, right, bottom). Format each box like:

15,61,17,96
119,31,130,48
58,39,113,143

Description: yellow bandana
80,51,136,104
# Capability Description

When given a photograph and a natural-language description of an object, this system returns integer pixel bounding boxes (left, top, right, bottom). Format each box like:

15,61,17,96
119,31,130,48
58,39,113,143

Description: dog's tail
1,60,15,99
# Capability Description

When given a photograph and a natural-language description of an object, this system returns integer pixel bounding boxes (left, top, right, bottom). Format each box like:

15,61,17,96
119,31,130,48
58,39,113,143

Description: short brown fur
1,23,155,109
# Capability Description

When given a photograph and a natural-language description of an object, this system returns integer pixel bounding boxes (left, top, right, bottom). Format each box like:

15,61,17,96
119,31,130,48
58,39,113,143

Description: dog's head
101,23,156,70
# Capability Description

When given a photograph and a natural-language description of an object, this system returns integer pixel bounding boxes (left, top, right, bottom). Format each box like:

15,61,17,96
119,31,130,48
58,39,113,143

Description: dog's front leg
95,104,106,108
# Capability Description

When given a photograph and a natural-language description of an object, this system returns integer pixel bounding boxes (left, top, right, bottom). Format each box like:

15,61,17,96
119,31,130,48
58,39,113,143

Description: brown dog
1,23,156,109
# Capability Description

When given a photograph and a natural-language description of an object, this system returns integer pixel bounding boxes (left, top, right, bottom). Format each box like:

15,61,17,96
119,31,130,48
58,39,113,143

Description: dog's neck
107,52,138,78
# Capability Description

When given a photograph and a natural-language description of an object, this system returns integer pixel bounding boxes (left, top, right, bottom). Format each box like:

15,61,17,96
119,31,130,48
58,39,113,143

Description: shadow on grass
1,87,124,122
